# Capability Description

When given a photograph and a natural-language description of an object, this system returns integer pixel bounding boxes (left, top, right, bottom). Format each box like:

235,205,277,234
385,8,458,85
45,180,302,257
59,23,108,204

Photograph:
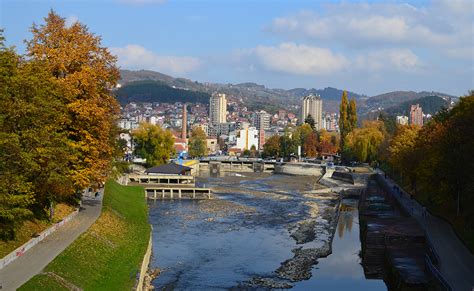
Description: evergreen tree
304,114,315,130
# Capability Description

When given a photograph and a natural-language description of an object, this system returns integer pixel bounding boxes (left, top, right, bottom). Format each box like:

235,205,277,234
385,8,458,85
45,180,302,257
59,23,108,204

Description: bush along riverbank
19,180,150,290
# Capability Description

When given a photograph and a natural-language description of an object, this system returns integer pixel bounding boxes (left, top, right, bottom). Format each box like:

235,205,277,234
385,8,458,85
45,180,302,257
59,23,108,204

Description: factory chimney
182,103,187,139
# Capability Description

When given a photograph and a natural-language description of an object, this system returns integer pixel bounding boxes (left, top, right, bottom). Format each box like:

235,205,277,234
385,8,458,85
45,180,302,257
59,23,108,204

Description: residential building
301,94,323,130
252,110,271,131
236,127,259,151
209,93,227,125
410,104,423,126
206,138,218,154
396,115,409,125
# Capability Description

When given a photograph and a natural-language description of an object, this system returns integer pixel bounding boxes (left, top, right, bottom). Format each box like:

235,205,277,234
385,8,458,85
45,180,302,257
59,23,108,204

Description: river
148,172,387,290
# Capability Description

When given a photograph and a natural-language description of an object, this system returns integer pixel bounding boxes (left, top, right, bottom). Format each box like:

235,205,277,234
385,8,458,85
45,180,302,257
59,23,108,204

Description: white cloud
111,45,201,75
251,43,349,75
267,1,472,50
65,15,79,28
355,49,421,72
238,43,421,76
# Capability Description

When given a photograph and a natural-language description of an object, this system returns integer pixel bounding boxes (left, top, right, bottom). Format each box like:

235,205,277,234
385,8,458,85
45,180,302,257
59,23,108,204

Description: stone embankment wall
136,229,153,291
0,208,79,269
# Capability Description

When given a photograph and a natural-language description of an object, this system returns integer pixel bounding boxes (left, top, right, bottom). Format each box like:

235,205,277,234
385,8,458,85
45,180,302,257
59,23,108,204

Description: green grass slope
20,181,150,290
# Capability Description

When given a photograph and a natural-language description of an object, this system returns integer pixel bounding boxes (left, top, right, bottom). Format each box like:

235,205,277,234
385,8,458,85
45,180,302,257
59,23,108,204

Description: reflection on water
293,199,386,290
149,173,386,290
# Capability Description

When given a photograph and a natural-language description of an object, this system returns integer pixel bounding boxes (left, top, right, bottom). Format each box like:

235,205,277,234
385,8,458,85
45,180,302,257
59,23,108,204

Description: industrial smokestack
182,103,187,139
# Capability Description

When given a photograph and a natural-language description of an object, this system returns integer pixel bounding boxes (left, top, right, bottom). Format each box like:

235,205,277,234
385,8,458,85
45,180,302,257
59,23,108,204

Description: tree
388,125,420,176
303,132,318,157
263,135,280,158
304,114,315,129
133,123,175,167
345,121,385,163
249,144,258,158
280,129,297,159
348,98,358,131
339,91,350,151
188,127,207,158
294,124,313,148
1,32,77,237
319,129,337,154
26,10,121,190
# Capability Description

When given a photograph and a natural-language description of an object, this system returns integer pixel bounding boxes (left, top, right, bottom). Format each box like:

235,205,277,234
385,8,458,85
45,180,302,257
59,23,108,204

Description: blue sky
1,0,473,96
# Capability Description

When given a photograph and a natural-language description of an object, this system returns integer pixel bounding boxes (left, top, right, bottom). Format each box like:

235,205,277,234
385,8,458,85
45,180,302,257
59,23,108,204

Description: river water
148,172,387,290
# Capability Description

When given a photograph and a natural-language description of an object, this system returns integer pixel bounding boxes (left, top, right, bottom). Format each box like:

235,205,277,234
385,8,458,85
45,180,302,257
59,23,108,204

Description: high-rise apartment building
410,104,423,126
252,110,270,131
301,94,323,130
209,93,227,125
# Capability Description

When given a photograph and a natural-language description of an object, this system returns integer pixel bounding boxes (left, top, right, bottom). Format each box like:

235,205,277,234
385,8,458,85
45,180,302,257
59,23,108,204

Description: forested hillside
115,80,210,105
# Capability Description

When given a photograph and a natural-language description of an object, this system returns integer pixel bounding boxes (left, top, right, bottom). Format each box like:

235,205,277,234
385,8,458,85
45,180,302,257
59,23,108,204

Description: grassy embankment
19,181,150,290
0,204,76,258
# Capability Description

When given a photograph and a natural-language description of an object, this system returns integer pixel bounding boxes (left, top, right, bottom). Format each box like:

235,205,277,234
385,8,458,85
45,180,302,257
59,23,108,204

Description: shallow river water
148,172,387,290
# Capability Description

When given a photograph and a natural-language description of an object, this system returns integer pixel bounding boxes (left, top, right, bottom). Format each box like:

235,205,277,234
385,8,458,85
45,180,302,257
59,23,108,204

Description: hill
117,70,457,115
384,95,450,116
115,80,210,105
363,95,451,120
118,70,365,113
363,91,455,110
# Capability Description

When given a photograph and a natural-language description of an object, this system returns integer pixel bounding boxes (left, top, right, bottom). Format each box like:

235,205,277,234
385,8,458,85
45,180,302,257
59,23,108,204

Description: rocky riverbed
148,172,350,289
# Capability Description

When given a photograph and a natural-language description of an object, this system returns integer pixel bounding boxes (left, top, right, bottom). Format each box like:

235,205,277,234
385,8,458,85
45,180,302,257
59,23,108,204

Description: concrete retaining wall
136,230,153,291
274,163,324,176
331,171,354,184
0,208,79,270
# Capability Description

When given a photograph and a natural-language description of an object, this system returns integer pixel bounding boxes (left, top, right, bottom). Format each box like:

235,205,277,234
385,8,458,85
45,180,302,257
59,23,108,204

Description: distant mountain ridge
118,70,365,112
118,69,457,114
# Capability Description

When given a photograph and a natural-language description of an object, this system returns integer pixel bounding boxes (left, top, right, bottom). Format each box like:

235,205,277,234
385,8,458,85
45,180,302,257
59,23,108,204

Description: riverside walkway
376,170,474,291
0,192,103,291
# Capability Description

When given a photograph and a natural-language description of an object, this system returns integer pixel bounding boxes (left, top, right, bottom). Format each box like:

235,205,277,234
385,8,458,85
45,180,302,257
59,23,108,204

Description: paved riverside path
376,170,474,291
0,193,103,291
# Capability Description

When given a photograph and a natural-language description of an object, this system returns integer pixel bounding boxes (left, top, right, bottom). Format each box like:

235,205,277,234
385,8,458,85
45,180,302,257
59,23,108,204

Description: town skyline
1,0,473,96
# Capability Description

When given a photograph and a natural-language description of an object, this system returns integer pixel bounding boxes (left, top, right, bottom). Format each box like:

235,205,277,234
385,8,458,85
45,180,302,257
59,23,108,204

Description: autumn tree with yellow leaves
1,11,123,238
27,10,121,190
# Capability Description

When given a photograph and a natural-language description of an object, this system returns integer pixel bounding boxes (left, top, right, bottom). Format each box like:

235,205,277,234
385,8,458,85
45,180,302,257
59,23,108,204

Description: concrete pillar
178,189,182,199
193,189,196,199
170,189,173,199
162,189,165,199
154,189,157,199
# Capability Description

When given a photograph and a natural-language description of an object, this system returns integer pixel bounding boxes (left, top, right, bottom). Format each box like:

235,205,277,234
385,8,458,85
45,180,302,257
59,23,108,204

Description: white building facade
236,127,259,151
301,94,323,130
209,93,227,125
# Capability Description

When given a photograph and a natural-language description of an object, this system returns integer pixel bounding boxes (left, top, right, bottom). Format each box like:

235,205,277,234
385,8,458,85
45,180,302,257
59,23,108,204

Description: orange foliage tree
26,11,121,190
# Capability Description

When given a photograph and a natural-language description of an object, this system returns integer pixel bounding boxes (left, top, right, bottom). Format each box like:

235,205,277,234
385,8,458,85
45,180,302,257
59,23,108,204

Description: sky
1,0,473,96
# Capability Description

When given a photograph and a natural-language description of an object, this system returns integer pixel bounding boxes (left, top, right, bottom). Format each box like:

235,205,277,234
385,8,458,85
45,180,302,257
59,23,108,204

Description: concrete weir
146,187,211,200
273,162,325,176
127,174,212,200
